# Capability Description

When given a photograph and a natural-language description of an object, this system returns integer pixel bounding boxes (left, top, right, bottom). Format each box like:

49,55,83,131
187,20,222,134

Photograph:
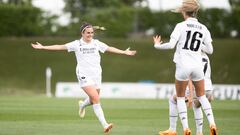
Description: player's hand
124,47,137,56
153,35,163,45
31,42,44,49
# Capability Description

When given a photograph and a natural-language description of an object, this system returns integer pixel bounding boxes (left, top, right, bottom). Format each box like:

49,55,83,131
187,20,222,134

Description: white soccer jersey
185,52,213,95
201,52,213,91
171,18,213,67
65,38,109,78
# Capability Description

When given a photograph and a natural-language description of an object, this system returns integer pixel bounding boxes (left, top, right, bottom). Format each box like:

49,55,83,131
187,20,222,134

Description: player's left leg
175,80,191,134
79,97,91,118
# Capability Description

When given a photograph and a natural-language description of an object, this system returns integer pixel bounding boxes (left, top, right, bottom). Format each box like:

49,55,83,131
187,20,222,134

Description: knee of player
207,95,213,102
90,95,100,104
205,91,214,102
193,99,201,108
169,95,177,103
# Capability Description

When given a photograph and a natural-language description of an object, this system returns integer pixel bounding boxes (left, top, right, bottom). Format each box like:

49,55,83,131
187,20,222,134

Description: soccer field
0,97,239,135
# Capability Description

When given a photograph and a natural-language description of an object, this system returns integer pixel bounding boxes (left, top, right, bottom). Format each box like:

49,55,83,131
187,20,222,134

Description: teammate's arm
202,28,213,54
106,47,136,56
31,42,67,51
202,43,213,54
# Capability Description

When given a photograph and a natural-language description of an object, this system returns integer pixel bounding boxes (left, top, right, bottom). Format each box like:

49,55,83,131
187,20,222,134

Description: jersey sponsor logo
79,47,96,54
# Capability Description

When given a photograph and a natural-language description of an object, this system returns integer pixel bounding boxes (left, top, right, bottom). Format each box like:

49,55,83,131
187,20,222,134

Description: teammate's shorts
175,64,204,81
204,78,213,91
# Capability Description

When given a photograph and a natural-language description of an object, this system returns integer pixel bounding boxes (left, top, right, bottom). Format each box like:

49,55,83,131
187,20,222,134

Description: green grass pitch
0,96,239,135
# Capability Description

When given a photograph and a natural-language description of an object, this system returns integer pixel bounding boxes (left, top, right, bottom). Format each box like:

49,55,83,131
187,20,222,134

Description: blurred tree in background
0,4,43,36
0,0,59,36
59,0,240,38
59,0,150,37
229,0,240,9
228,0,240,38
0,0,32,5
0,0,239,38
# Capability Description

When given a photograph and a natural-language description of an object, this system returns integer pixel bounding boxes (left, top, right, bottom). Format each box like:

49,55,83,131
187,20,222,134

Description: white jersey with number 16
171,18,213,67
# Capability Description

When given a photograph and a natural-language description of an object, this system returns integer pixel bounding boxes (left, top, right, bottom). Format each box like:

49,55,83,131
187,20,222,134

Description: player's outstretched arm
153,35,177,50
31,42,67,51
106,46,136,56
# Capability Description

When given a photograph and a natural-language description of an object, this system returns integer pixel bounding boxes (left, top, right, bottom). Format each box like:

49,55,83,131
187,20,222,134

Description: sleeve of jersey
154,24,180,49
154,38,178,49
202,28,213,54
203,28,213,44
202,43,213,54
95,40,109,53
65,40,78,52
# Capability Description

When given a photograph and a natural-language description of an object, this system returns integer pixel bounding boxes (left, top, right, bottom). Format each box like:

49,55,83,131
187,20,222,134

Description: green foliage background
0,4,43,36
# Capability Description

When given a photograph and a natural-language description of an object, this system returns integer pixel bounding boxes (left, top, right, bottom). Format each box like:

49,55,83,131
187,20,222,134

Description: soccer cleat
78,100,85,118
210,124,218,135
104,123,113,133
158,129,177,135
184,128,191,135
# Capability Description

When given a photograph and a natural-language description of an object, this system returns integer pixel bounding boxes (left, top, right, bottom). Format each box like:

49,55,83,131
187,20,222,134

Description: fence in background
55,82,240,100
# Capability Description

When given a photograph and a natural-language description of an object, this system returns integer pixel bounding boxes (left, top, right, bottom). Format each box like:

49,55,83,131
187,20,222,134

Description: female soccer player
159,52,214,135
153,0,217,135
31,22,136,133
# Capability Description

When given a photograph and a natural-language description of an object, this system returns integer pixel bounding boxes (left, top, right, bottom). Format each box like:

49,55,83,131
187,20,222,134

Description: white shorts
175,64,204,81
76,75,102,89
76,69,102,89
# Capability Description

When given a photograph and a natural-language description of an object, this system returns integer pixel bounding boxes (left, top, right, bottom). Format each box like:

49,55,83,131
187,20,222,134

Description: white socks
93,103,108,128
193,101,203,134
80,97,91,109
177,97,189,130
169,96,178,131
197,95,215,125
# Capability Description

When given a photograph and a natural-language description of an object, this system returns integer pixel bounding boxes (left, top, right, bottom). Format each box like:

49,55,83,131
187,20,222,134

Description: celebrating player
159,52,214,135
31,22,136,133
153,0,217,135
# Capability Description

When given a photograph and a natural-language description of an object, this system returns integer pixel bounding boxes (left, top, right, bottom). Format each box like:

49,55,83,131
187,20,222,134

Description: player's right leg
79,89,101,118
78,98,90,118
